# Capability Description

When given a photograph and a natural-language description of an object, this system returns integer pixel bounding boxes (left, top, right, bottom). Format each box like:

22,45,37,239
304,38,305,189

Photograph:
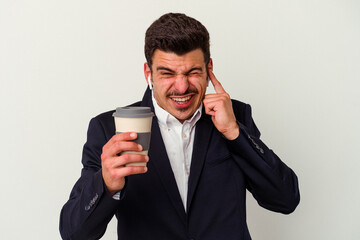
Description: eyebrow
156,66,204,75
156,67,176,73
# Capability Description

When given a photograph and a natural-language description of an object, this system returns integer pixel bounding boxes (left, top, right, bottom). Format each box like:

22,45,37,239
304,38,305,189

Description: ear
144,62,151,85
207,58,213,73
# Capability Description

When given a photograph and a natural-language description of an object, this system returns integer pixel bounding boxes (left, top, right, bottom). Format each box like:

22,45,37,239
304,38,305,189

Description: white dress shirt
152,94,202,211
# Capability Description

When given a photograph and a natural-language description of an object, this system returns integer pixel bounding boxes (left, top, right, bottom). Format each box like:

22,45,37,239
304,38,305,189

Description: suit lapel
187,114,214,211
148,117,187,222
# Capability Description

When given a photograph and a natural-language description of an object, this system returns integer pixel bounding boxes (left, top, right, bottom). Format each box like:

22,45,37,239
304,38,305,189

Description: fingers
102,153,149,179
102,132,141,158
204,70,232,116
103,141,142,159
101,132,149,193
115,164,148,177
111,154,149,168
103,154,149,180
203,71,239,139
101,131,148,174
103,132,138,151
203,92,231,115
208,70,226,94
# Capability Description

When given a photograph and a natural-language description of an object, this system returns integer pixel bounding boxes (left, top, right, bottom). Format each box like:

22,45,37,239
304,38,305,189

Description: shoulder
231,99,251,123
231,99,260,137
231,99,248,111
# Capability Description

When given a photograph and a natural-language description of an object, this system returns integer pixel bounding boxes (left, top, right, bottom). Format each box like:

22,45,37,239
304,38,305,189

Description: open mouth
171,95,192,104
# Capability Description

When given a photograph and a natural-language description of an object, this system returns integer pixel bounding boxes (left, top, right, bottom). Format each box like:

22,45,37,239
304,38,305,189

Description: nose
173,75,189,94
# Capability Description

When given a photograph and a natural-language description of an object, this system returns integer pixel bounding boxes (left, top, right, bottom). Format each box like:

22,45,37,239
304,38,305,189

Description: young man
60,13,300,240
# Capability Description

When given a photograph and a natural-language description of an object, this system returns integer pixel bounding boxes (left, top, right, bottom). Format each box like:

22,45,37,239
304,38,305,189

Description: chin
176,111,195,122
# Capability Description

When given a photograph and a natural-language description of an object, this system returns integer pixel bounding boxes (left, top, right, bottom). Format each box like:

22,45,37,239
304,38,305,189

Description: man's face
145,49,211,123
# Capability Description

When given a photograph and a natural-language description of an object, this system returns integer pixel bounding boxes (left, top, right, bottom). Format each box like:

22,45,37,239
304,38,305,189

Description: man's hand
101,132,149,196
203,70,239,140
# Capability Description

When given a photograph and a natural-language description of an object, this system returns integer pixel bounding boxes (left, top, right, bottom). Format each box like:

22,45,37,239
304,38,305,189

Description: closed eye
160,72,175,77
186,67,203,76
188,71,201,76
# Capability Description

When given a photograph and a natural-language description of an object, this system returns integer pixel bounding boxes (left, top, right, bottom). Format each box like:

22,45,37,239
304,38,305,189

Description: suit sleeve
59,117,121,240
227,103,300,214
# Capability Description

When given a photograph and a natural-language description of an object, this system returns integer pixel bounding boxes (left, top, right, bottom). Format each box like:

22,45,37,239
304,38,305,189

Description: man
60,13,300,240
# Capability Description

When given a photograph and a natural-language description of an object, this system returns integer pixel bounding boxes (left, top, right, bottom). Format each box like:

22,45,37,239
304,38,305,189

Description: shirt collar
152,91,202,129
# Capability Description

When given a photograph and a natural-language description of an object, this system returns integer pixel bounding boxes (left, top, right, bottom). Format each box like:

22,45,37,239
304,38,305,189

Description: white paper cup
113,107,154,166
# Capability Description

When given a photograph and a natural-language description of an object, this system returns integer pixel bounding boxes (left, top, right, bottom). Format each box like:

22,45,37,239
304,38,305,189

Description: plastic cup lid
112,106,154,118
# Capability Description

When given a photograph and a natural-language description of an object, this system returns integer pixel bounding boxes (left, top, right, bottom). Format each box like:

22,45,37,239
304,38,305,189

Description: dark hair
145,13,210,70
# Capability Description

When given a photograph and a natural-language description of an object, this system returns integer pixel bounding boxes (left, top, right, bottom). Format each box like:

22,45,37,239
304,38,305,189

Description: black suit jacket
60,88,300,240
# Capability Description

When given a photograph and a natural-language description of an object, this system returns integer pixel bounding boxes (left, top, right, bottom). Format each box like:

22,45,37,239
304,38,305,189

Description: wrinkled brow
156,66,204,75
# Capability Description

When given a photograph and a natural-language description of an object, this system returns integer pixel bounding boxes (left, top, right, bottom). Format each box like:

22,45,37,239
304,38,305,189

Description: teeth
172,96,191,103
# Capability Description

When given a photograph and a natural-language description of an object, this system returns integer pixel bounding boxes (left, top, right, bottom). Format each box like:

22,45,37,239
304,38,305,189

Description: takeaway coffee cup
113,107,154,166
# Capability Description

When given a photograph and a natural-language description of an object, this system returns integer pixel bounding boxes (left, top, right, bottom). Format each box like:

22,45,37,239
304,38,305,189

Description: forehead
152,49,206,72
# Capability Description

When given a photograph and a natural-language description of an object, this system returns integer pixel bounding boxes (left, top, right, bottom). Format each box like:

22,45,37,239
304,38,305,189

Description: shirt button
182,133,187,138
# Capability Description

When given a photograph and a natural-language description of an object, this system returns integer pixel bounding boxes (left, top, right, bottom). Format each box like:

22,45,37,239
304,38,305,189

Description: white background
1,0,359,239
